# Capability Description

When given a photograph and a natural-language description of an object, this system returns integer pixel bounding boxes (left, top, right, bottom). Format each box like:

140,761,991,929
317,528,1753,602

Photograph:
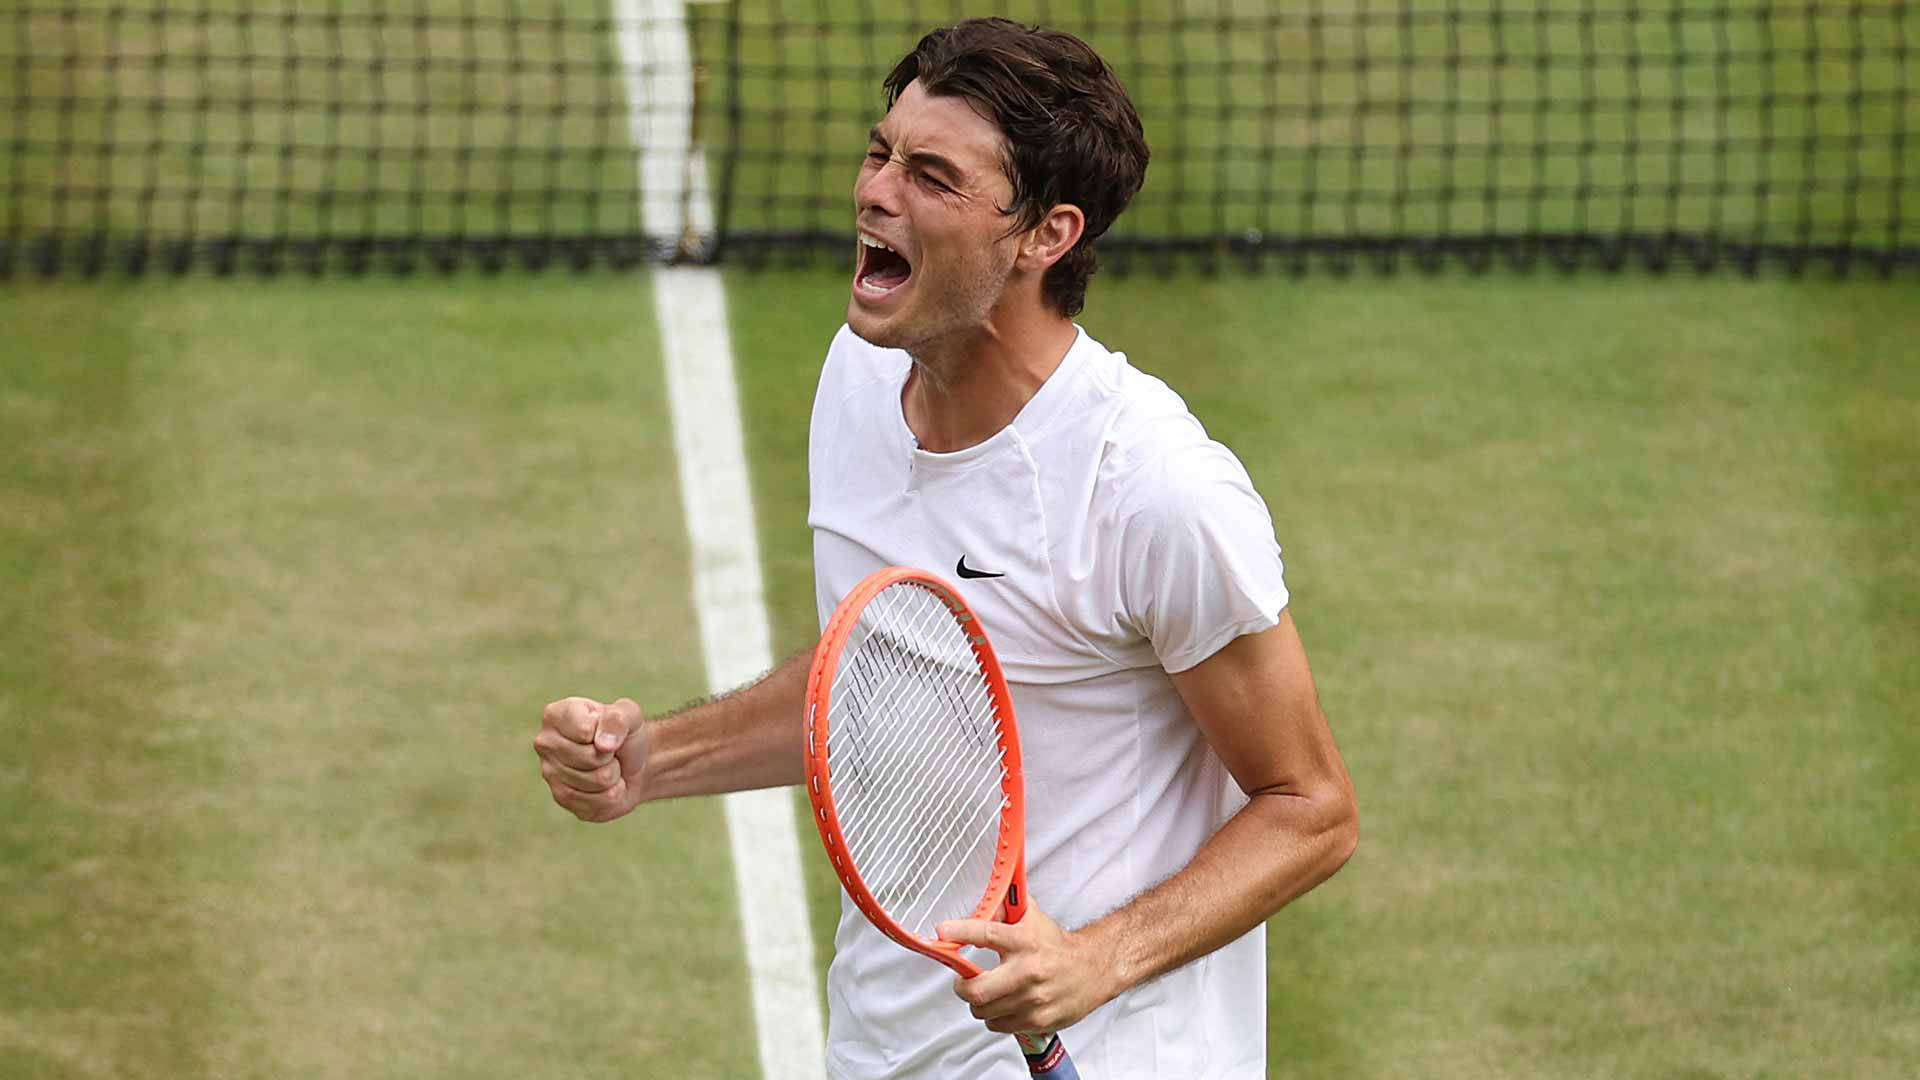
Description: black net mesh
4,1,1913,277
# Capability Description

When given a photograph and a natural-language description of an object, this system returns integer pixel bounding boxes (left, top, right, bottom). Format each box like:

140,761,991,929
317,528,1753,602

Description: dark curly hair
882,19,1150,318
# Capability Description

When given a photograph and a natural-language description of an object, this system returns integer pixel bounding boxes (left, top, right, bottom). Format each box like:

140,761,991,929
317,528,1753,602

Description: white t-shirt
809,323,1289,1080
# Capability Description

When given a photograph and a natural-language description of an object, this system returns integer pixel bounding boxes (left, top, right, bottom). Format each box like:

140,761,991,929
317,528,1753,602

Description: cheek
911,207,1012,288
922,224,990,271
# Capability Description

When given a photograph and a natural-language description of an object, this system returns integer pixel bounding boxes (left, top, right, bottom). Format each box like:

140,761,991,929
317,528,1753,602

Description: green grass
729,264,1920,1077
5,4,1918,1077
5,258,1915,1079
0,275,758,1078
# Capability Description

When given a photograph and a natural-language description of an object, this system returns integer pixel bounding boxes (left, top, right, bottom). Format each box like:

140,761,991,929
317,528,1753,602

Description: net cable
3,1,1912,278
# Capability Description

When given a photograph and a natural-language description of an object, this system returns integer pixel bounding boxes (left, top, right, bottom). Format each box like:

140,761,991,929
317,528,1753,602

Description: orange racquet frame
803,565,1033,978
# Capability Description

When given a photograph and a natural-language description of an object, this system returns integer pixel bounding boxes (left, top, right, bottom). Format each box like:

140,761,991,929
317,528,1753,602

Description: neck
902,306,1078,454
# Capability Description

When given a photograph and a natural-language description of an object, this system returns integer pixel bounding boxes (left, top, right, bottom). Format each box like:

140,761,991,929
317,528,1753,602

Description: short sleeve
1118,446,1289,674
807,325,861,484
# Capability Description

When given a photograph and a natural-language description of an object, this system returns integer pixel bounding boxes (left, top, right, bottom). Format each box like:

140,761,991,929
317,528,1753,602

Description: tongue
864,248,911,289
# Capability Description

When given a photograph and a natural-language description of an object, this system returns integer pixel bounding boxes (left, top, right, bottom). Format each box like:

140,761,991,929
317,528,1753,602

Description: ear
1016,203,1086,275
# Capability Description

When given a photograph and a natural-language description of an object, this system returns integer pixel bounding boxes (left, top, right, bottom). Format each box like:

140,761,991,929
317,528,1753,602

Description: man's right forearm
635,650,813,801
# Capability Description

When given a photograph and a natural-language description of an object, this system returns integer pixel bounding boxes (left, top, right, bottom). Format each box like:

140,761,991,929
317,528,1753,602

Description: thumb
593,698,638,754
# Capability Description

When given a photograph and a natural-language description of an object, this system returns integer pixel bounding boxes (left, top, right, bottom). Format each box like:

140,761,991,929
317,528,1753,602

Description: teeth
859,234,895,253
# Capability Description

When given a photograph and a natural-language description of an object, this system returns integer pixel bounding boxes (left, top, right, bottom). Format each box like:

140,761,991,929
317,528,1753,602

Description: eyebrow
867,126,968,185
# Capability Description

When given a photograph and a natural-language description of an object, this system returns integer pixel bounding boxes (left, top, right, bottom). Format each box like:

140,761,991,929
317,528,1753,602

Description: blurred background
3,2,1915,1077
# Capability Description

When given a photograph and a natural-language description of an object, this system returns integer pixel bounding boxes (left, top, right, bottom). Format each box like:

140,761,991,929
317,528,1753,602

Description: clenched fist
534,696,649,822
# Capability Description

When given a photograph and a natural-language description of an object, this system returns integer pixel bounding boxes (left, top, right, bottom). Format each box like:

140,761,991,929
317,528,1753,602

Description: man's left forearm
1077,781,1358,1006
944,618,1358,1036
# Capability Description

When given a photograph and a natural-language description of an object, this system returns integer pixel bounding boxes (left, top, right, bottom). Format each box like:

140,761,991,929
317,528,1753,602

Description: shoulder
1083,351,1285,666
819,323,906,400
811,325,907,446
1040,330,1208,466
1071,339,1262,523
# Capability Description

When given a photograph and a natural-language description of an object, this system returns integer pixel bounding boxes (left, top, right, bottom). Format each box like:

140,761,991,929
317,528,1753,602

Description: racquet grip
1016,1033,1080,1079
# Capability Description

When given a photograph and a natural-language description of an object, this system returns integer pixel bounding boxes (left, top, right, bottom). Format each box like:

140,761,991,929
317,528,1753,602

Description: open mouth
855,233,913,298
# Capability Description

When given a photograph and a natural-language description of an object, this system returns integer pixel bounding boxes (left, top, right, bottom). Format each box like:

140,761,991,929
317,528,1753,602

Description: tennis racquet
804,566,1080,1079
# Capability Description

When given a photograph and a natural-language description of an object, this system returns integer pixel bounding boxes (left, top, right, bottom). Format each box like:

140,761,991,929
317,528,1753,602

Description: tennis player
535,18,1357,1079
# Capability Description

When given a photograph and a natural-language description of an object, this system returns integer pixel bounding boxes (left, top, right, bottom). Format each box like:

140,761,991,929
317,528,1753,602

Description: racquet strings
826,582,1009,938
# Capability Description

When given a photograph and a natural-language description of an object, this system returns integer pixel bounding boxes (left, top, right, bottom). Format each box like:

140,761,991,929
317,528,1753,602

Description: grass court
4,1,1917,1077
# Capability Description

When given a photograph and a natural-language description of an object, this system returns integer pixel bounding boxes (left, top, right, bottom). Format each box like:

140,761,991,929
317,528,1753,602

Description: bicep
1168,611,1351,800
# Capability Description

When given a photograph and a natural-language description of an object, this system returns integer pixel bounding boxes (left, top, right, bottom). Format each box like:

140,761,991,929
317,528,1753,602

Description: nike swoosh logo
955,556,1005,580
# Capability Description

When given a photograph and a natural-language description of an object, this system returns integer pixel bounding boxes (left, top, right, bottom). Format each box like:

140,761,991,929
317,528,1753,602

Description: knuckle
554,698,590,732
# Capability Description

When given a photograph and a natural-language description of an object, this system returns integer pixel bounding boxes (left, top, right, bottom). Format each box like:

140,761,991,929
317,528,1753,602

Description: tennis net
4,1,1914,277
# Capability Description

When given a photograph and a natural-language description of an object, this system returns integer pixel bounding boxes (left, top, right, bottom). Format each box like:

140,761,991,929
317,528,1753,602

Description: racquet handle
1016,1032,1080,1079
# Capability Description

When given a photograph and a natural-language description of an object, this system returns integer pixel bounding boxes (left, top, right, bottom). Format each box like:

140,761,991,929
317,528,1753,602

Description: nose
855,155,904,219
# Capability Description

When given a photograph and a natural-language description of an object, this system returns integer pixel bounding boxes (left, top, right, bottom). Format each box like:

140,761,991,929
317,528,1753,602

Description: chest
810,429,1125,683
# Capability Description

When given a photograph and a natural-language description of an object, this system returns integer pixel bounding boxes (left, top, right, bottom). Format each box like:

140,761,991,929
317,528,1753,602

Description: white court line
613,3,828,1078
